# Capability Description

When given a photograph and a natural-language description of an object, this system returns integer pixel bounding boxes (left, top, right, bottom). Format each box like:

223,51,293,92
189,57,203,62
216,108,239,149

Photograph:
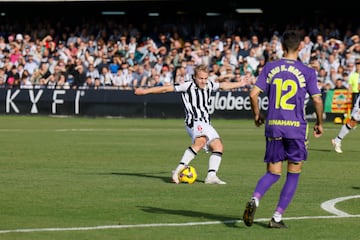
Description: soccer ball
333,117,343,124
179,165,197,184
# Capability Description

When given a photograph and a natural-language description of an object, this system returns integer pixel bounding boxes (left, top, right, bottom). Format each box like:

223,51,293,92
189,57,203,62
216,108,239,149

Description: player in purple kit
242,30,324,228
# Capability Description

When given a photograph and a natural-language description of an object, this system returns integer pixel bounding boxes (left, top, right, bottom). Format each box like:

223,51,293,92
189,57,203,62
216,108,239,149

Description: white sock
336,124,351,142
208,153,222,173
273,211,282,222
252,197,259,207
174,148,196,174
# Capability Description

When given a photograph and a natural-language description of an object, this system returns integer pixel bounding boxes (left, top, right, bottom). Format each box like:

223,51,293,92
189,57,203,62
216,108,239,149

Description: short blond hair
194,64,209,77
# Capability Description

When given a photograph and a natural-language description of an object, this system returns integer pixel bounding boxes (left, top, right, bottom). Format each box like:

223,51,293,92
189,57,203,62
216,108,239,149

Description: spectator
0,9,358,95
31,62,51,85
23,54,39,76
347,59,360,107
159,65,173,86
334,78,347,89
132,64,148,88
68,64,87,89
5,65,20,88
99,66,114,87
86,63,100,83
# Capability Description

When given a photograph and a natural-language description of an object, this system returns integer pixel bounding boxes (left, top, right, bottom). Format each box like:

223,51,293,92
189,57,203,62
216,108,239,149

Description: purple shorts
263,137,307,163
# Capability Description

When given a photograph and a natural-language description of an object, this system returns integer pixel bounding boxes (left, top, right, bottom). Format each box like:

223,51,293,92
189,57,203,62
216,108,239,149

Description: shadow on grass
107,172,204,184
252,221,269,228
138,206,240,228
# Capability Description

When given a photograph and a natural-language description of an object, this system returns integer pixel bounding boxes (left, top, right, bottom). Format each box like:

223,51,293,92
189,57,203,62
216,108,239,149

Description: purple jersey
255,58,321,140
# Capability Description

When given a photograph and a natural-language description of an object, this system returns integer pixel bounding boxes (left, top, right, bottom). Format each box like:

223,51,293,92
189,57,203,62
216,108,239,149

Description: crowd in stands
0,14,360,92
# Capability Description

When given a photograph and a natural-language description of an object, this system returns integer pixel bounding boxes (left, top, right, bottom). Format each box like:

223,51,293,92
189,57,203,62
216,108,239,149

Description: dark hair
281,30,302,53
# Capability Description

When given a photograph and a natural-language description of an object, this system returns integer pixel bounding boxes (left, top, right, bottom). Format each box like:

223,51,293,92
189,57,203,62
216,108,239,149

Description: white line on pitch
321,195,360,216
0,214,360,234
1,195,359,234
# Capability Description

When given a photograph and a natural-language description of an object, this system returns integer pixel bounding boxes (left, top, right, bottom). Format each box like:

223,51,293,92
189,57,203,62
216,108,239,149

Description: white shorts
185,121,220,152
351,95,360,121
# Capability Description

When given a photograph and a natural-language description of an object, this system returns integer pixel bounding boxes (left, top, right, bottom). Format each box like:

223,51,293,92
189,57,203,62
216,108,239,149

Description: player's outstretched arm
134,85,175,95
219,79,246,91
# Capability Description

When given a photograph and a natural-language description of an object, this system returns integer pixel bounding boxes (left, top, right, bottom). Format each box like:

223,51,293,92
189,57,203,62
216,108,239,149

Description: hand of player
313,124,323,138
254,115,265,127
134,88,146,95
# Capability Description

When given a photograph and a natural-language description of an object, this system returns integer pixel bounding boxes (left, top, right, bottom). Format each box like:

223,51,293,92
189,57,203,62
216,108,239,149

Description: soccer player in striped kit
135,64,245,184
332,58,360,153
242,30,324,228
332,92,360,153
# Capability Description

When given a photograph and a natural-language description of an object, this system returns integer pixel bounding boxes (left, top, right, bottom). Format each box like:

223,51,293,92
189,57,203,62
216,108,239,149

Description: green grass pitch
0,116,359,240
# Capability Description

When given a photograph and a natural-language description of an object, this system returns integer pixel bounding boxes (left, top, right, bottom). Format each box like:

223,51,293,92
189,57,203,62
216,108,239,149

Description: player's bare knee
288,161,303,173
348,120,357,128
209,138,223,152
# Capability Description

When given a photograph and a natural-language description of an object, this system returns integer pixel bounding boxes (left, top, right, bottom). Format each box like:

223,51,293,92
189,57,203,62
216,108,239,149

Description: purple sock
276,172,300,214
253,172,280,200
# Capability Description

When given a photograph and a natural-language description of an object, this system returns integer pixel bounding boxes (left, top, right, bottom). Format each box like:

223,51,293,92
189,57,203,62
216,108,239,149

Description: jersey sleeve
306,67,321,97
254,63,269,93
174,81,191,92
211,80,220,91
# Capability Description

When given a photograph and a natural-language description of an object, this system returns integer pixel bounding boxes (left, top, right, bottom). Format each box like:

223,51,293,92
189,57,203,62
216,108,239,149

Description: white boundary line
321,195,360,216
0,195,359,234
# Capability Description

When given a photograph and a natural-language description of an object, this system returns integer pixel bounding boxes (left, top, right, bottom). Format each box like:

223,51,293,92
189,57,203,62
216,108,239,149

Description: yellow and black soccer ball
178,165,197,184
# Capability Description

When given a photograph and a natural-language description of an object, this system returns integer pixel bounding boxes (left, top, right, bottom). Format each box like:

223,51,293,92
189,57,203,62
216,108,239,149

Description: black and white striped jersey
174,80,220,127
